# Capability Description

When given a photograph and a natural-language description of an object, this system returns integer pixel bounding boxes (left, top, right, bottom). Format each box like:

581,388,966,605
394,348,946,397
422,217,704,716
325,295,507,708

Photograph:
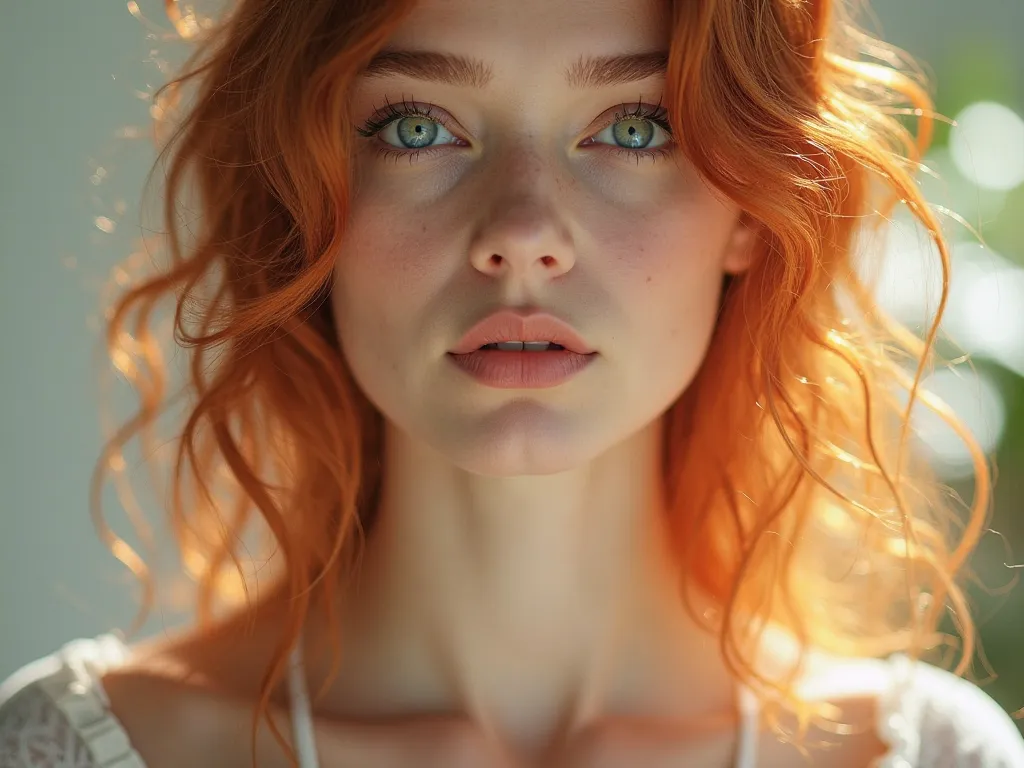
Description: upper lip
449,309,596,355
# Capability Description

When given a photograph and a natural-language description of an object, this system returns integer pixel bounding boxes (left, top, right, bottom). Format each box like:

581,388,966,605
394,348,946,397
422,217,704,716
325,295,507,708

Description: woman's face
332,0,754,476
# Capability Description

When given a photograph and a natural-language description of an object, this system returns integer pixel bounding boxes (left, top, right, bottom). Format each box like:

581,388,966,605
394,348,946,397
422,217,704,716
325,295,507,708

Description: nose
468,195,576,283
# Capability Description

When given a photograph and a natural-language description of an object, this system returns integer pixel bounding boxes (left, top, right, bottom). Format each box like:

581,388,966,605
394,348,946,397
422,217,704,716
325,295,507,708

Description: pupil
398,117,438,148
613,118,652,149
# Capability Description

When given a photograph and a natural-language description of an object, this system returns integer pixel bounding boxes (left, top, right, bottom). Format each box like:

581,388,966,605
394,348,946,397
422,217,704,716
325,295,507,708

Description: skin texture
95,0,891,765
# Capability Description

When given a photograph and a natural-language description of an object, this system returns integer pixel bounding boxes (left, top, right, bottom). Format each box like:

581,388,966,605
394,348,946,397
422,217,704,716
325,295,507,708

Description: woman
2,0,1022,765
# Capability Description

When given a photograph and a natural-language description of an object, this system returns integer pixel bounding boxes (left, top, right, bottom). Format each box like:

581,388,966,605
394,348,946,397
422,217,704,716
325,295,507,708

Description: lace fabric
0,635,144,768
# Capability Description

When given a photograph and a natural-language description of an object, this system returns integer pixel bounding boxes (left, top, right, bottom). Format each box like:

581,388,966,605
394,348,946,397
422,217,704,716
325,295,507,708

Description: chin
430,400,608,477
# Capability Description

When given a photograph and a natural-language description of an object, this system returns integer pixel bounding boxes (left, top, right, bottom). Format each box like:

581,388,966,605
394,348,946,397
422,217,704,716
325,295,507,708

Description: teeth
480,341,566,351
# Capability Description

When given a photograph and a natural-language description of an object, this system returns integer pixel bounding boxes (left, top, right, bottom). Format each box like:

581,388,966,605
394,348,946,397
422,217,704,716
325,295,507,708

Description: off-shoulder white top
2,633,1023,767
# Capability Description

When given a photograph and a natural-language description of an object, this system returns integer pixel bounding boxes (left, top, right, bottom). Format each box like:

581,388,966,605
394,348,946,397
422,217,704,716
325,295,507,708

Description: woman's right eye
355,100,469,157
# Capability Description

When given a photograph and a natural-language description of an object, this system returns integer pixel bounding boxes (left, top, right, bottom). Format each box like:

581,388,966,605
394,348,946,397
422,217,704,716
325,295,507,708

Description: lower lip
446,349,597,388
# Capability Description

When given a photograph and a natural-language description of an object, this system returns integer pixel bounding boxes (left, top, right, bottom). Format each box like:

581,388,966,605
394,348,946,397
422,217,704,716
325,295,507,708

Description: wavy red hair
92,0,999,762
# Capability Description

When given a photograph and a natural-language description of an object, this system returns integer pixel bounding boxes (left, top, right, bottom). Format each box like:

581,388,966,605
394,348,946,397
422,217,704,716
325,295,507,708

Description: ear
721,211,759,275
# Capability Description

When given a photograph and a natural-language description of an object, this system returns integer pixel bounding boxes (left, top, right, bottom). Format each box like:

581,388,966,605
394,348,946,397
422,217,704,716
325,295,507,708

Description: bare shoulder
97,603,299,768
97,650,243,768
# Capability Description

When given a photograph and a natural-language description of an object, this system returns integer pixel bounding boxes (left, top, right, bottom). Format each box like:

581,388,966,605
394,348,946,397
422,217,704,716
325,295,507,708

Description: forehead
385,0,670,64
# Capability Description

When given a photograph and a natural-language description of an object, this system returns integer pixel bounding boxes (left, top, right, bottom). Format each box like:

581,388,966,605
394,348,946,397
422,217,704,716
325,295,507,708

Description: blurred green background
0,0,1020,728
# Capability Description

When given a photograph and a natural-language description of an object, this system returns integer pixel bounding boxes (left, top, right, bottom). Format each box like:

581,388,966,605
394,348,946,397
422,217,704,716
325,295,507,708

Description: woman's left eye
583,108,673,154
356,100,675,164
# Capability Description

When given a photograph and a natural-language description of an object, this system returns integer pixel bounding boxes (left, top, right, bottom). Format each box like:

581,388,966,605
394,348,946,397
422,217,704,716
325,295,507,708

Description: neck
310,415,734,757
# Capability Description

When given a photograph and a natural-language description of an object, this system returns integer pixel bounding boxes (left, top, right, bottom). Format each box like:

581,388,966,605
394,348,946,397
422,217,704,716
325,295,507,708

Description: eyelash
355,96,676,166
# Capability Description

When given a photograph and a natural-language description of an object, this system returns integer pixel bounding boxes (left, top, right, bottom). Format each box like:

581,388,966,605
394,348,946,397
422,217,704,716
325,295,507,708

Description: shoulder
880,654,1024,767
794,652,1024,767
0,627,285,768
0,635,146,768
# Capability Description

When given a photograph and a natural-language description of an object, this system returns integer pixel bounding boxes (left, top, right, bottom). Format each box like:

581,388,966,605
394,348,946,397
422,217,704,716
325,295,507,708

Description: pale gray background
2,1,1023,681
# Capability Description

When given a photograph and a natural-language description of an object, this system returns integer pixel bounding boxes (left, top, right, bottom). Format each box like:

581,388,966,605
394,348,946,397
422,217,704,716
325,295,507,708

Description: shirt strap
734,683,760,768
287,631,321,768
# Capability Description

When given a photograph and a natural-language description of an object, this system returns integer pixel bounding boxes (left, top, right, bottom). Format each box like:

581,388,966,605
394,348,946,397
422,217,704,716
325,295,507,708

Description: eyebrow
358,49,669,90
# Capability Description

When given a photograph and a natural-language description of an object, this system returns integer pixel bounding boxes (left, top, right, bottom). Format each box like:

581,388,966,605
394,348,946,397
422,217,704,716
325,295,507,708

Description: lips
449,309,596,356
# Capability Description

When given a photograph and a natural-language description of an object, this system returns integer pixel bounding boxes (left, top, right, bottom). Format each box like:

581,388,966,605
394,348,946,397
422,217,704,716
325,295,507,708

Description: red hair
93,0,996,762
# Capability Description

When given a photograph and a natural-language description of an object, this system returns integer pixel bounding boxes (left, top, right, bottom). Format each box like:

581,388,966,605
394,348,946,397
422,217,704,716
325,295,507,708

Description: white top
2,632,1023,767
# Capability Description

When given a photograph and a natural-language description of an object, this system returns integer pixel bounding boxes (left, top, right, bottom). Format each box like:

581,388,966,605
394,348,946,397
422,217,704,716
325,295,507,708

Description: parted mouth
449,309,596,355
477,341,567,351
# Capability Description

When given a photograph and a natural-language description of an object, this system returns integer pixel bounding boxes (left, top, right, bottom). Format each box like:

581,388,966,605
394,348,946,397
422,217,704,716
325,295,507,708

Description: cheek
593,200,733,319
331,201,448,356
589,199,734,397
337,204,440,299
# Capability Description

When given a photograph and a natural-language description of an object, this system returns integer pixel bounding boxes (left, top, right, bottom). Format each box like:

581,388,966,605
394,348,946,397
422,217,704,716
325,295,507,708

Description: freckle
646,275,652,283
